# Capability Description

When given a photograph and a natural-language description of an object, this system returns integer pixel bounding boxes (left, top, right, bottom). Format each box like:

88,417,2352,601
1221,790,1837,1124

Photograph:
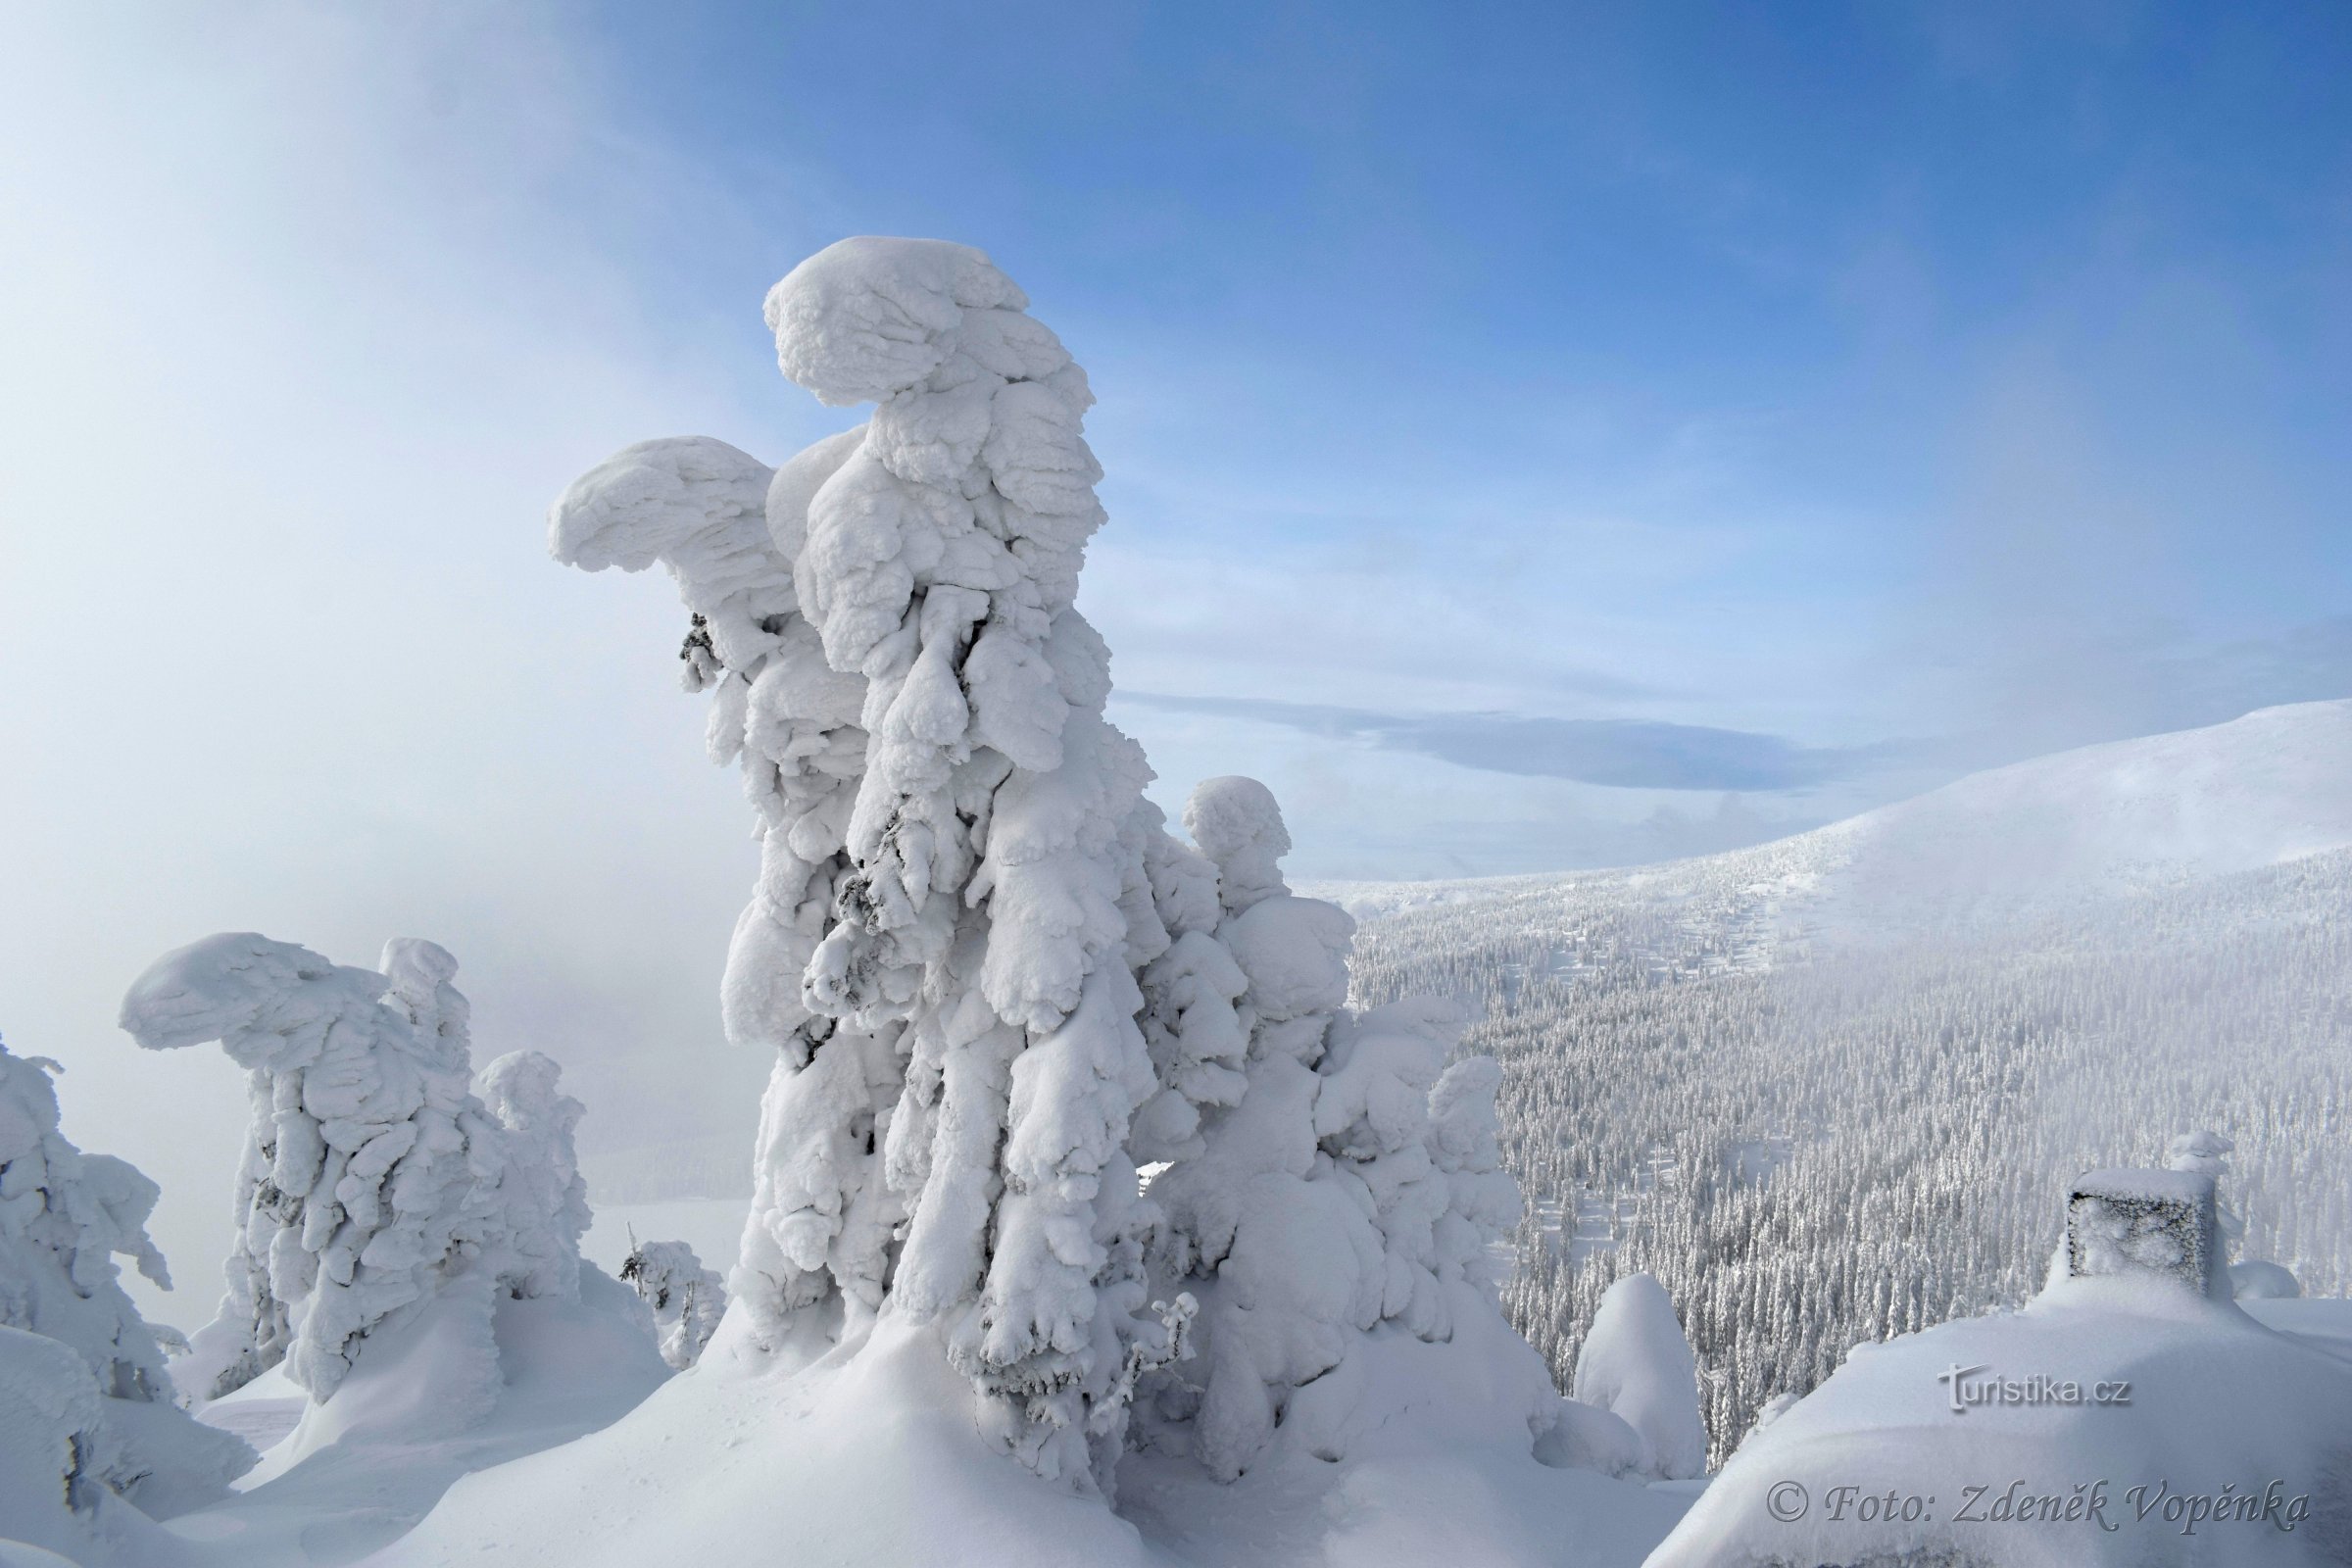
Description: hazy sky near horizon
3,2,2348,1314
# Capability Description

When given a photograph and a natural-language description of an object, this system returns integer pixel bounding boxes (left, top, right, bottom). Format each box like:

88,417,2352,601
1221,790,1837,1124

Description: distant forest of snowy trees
1344,845,2352,1465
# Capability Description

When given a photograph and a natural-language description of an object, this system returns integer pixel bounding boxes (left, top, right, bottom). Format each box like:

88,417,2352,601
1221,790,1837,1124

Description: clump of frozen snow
619,1237,726,1369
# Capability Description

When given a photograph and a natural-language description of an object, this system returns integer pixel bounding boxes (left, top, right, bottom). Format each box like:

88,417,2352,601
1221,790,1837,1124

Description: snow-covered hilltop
1324,698,2352,947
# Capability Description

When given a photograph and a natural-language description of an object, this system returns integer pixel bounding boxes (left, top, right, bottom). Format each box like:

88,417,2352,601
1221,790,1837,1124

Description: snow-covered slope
1810,699,2352,933
1322,700,2352,954
1330,701,2352,1466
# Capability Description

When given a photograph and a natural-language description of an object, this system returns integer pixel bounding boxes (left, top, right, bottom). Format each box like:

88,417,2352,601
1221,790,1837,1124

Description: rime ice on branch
121,932,596,1403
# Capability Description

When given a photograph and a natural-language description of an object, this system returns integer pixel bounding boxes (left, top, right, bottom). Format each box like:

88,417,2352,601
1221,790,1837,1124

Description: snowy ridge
1318,699,2352,965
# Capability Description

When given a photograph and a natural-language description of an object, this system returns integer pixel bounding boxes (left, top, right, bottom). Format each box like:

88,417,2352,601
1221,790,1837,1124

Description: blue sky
559,0,2352,848
3,1,2347,1298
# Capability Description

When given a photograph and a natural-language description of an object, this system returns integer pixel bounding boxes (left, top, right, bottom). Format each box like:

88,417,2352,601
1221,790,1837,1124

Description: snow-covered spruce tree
0,1034,255,1518
619,1238,728,1370
1140,777,1544,1480
476,1050,592,1302
555,237,1196,1492
119,933,588,1403
1144,777,1382,1479
553,239,1556,1499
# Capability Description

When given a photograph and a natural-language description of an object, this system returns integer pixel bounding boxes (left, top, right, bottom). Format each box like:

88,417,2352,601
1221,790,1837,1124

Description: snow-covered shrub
1142,778,1547,1481
1571,1272,1706,1480
0,1035,254,1522
121,933,596,1405
619,1238,727,1369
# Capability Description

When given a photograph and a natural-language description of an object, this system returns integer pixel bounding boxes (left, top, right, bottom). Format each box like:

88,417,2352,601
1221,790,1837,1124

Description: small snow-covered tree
1147,777,1381,1480
476,1050,591,1301
121,932,594,1404
1572,1271,1707,1480
0,1034,254,1523
1142,777,1542,1481
619,1237,727,1369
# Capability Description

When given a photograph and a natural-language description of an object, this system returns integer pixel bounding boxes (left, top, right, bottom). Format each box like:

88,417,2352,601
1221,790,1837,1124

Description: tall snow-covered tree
551,238,1549,1498
556,237,1180,1490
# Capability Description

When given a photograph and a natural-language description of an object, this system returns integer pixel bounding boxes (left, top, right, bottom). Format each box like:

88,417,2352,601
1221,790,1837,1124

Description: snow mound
376,1305,1693,1568
1571,1273,1706,1481
164,1266,667,1566
1650,1279,2352,1566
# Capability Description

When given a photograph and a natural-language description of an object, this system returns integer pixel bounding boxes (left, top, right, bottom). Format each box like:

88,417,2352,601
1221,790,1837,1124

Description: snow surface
161,1267,667,1567
376,1305,1695,1568
1649,1281,2352,1566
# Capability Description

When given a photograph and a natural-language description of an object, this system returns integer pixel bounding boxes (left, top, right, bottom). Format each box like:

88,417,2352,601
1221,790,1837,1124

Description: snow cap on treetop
1184,776,1292,912
763,236,1030,406
119,932,382,1061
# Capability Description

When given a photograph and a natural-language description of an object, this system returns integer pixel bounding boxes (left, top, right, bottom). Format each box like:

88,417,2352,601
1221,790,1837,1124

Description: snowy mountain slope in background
1321,701,2352,1465
1315,699,2352,957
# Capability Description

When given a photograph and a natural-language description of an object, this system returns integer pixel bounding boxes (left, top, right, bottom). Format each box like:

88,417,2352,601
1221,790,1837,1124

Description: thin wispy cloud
1117,693,1906,791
